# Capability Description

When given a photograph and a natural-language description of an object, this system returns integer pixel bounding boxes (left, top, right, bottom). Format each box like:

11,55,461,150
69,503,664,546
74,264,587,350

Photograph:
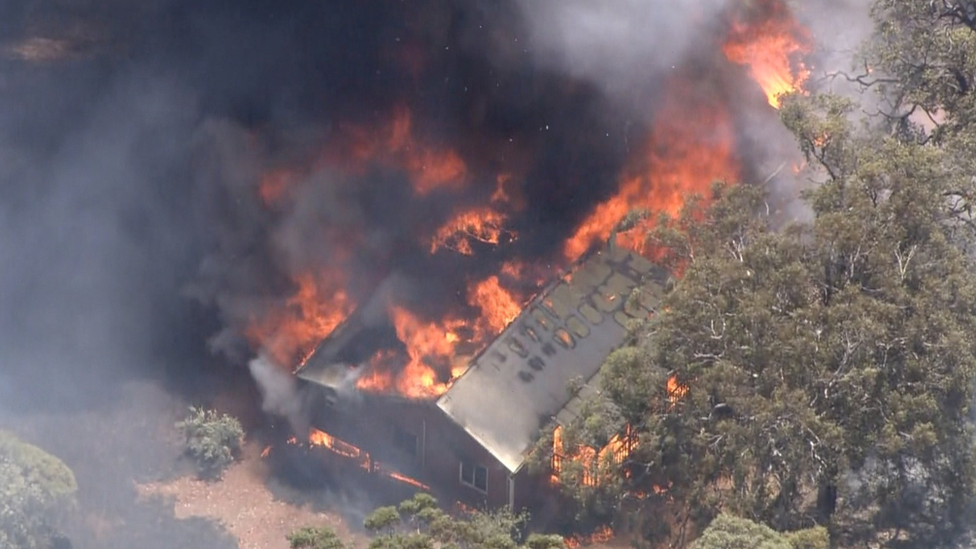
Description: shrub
0,431,78,549
175,406,243,477
287,526,345,549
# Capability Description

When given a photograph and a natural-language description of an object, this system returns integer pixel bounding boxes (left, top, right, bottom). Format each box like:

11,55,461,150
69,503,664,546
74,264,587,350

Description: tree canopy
546,1,976,547
359,494,564,549
0,431,78,549
690,514,828,549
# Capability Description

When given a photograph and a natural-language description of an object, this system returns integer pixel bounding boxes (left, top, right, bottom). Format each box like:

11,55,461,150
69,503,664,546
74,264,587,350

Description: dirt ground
137,441,369,549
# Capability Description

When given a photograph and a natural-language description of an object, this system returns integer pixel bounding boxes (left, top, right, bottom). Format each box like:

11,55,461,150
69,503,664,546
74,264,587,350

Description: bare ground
137,441,369,549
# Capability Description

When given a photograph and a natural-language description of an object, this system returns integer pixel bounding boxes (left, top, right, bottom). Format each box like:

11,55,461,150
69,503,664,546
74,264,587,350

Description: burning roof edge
436,247,667,474
295,276,399,391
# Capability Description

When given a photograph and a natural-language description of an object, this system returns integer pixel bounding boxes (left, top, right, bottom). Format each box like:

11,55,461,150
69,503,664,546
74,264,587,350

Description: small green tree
364,506,402,537
0,431,78,549
175,406,244,478
287,526,345,549
691,515,827,549
362,494,540,549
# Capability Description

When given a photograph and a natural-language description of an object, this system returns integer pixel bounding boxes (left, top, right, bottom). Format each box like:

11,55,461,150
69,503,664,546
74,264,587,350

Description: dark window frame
460,460,488,493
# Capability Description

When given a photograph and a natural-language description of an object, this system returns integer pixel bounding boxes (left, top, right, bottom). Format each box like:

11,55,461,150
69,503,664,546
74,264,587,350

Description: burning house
207,0,818,517
295,246,667,509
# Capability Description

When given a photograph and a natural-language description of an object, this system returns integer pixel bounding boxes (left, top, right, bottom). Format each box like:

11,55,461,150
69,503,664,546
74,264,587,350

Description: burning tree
562,87,976,547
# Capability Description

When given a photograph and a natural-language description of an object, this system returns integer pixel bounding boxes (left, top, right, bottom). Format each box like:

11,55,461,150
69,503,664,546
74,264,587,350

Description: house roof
436,247,667,473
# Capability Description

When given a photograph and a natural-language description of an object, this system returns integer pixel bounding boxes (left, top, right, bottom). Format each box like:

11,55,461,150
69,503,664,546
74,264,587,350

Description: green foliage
690,515,828,549
524,533,565,549
398,492,438,518
175,406,244,478
784,526,829,549
361,494,542,549
691,515,791,549
545,3,976,548
0,431,78,549
567,157,976,546
287,526,345,549
364,506,402,535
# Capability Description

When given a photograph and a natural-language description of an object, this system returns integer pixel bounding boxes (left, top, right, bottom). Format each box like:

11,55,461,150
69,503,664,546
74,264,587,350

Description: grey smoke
518,0,735,104
249,354,308,435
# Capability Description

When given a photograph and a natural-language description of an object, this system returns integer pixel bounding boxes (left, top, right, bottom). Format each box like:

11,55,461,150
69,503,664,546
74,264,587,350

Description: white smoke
248,353,308,435
517,0,734,103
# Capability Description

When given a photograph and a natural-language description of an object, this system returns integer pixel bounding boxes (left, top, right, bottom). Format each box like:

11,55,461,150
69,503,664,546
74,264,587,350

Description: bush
175,406,243,477
287,526,345,549
0,431,78,549
691,515,829,549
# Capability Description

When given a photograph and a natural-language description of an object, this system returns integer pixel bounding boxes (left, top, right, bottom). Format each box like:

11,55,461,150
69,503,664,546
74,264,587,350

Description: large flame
387,306,470,399
245,272,354,369
565,77,740,259
722,0,812,108
468,275,522,334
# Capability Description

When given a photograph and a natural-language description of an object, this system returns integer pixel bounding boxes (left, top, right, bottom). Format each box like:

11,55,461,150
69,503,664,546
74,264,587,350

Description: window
393,426,418,457
460,461,488,493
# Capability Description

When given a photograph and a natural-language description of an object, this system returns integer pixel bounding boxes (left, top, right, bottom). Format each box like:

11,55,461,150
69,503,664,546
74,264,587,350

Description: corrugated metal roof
436,248,666,473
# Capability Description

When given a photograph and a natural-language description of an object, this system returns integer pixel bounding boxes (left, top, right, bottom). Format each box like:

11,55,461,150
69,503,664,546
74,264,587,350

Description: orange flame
387,306,468,398
667,374,689,405
355,349,398,393
260,445,271,458
306,427,430,489
353,275,522,398
246,272,354,369
565,77,739,259
375,463,431,491
565,525,614,548
325,106,467,194
468,275,521,334
722,0,812,108
551,425,636,487
430,207,515,256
